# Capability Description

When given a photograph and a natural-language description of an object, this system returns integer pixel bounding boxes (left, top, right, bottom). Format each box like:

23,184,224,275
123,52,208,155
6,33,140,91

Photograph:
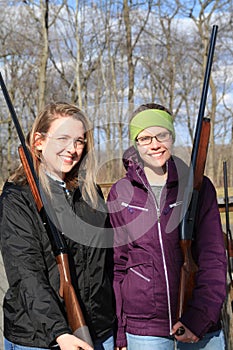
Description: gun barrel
191,25,218,170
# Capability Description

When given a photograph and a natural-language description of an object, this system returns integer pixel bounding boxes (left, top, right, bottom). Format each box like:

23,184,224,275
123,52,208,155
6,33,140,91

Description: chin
150,160,166,167
60,167,73,175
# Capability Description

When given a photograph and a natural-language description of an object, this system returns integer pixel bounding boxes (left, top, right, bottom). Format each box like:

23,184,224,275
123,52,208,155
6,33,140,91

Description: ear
34,132,44,150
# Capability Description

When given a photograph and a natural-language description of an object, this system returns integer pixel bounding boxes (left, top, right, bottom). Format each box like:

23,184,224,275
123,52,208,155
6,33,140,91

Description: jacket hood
122,145,190,189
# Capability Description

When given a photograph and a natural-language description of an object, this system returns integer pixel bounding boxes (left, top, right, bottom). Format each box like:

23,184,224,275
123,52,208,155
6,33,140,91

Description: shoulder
201,176,217,196
197,176,219,214
107,176,133,202
1,181,31,201
0,181,35,219
202,175,215,187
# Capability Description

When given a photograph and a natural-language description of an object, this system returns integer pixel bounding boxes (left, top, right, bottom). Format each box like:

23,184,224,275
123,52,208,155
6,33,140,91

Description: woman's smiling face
136,126,173,170
35,116,86,180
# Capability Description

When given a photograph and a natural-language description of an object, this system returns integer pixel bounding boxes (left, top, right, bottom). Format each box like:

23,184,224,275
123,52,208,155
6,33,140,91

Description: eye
158,132,167,138
139,136,151,142
57,136,69,142
75,138,86,145
157,132,170,140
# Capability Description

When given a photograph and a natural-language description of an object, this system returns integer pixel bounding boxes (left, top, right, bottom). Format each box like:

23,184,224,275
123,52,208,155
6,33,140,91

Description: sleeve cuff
116,326,127,348
49,327,72,347
180,308,212,338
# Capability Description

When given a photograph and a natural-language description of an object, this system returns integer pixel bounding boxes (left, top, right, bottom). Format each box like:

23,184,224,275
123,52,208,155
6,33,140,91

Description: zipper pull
163,201,183,215
169,201,183,208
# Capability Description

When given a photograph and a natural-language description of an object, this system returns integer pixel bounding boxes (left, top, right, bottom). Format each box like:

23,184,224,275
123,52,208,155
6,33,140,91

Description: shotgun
223,161,233,289
0,72,93,349
176,25,218,334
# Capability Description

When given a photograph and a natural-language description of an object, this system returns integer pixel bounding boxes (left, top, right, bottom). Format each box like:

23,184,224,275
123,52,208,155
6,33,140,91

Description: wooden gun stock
194,118,211,190
177,240,198,319
56,254,93,345
18,146,43,211
177,119,210,319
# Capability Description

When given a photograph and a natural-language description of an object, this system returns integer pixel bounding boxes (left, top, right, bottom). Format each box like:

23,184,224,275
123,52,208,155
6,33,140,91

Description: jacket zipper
136,169,173,335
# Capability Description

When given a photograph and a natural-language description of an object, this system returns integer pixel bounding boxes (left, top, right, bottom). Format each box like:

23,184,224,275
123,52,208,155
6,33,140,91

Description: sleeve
0,189,71,346
180,177,227,338
107,185,128,348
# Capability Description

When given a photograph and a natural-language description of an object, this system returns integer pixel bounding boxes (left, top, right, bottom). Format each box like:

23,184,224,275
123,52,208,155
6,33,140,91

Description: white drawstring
158,220,173,334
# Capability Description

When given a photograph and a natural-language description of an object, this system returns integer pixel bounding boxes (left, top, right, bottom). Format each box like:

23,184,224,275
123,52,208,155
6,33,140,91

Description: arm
178,177,227,338
107,186,128,348
113,243,129,348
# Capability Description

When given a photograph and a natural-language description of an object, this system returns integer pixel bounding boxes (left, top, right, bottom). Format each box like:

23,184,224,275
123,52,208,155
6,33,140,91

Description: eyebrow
138,132,168,137
52,133,85,139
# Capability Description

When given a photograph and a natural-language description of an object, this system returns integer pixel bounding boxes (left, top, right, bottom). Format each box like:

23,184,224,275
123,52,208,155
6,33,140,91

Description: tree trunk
37,0,49,111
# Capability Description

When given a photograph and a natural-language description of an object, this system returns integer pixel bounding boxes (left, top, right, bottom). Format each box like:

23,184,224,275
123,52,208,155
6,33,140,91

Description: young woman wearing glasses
107,103,226,350
0,102,115,350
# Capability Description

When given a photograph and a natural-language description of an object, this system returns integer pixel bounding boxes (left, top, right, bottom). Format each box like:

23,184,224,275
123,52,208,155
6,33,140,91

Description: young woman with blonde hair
0,102,115,350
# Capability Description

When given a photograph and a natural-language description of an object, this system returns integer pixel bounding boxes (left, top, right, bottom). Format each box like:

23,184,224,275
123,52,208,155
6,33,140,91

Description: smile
149,152,164,157
61,156,75,163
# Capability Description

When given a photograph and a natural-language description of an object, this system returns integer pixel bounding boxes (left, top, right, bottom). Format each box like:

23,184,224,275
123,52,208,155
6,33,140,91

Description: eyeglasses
45,134,87,148
136,132,171,146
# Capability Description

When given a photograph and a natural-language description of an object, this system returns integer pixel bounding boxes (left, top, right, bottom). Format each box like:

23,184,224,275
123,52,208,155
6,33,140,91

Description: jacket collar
122,146,188,189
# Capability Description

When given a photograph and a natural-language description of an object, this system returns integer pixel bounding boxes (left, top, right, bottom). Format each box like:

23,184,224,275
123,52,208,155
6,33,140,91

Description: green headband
129,109,175,142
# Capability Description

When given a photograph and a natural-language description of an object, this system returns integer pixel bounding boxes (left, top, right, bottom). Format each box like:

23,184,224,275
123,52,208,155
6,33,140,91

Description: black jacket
0,179,115,348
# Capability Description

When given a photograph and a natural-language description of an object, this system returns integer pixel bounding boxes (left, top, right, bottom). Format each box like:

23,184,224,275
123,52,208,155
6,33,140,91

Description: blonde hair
9,102,98,206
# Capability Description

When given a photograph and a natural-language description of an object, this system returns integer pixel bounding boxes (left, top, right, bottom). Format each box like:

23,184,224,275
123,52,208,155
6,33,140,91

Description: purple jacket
107,146,227,347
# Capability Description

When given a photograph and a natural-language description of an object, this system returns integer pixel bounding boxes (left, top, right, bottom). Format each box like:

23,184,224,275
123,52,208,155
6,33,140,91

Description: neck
144,164,167,185
45,171,65,184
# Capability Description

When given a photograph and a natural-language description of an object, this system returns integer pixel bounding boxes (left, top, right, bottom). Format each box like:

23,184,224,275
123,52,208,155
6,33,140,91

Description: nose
150,136,160,147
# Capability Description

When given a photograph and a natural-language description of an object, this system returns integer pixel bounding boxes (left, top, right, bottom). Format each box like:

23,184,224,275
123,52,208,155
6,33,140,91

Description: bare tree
23,0,65,110
122,0,152,109
0,0,233,187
